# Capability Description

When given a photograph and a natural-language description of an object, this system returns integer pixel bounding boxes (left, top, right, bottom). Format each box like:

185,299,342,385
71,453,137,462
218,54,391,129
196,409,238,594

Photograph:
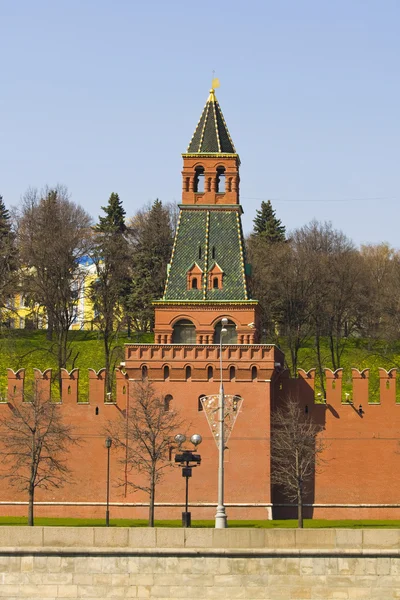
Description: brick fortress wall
2,357,400,520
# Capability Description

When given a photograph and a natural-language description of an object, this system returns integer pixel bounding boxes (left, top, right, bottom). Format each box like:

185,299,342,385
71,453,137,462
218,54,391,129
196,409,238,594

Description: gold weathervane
208,76,220,102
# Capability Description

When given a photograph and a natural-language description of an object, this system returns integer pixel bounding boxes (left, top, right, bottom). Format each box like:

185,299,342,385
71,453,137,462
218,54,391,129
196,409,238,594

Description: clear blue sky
1,0,399,246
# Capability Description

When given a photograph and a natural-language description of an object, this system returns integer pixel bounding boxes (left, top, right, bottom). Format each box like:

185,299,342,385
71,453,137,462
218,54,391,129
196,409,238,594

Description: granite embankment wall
1,528,400,599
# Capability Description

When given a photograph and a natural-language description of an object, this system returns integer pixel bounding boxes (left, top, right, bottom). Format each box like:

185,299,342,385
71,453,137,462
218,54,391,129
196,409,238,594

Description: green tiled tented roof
163,208,248,301
186,89,236,154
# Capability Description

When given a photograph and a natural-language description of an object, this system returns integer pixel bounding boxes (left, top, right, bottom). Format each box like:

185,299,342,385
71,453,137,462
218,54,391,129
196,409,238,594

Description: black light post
174,434,202,527
105,437,112,527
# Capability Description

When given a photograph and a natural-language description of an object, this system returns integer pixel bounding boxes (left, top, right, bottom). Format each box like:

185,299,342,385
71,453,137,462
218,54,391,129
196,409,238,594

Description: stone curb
1,546,400,557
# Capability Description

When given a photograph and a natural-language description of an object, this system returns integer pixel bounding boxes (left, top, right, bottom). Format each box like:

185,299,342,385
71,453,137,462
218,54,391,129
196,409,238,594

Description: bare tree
0,387,78,525
17,186,92,390
108,380,183,527
271,396,326,527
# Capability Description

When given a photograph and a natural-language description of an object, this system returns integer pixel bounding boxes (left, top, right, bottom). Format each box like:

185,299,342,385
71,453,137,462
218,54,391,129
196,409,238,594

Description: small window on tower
198,246,202,260
198,394,206,412
164,394,173,412
212,246,216,259
192,278,198,289
194,167,205,193
213,277,219,289
216,167,226,193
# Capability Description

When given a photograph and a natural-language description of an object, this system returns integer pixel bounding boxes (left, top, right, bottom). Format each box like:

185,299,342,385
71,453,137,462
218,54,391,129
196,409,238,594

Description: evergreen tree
0,195,11,237
96,192,126,234
252,200,286,242
128,199,173,332
90,193,130,395
0,195,18,321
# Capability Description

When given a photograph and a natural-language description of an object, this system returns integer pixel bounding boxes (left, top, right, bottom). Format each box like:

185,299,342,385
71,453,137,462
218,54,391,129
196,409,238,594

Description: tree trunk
104,332,112,397
315,331,326,397
46,310,53,341
297,486,303,528
28,484,34,526
295,449,303,528
148,471,155,527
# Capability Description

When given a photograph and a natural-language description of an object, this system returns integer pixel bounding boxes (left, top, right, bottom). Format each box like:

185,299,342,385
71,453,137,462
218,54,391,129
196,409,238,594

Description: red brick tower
124,85,284,519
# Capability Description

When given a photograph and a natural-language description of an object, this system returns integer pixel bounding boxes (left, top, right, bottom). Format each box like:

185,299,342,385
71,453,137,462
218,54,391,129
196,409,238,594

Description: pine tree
90,193,130,395
0,195,18,319
96,193,126,233
252,200,285,242
0,196,11,238
128,199,173,332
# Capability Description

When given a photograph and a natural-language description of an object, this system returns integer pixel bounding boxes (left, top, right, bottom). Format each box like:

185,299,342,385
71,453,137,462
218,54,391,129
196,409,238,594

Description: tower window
212,246,216,259
194,167,205,193
198,394,206,412
229,366,236,381
164,366,170,381
216,167,226,193
164,394,173,412
198,246,202,260
214,320,237,344
207,366,213,381
213,277,219,289
172,319,196,344
141,365,148,380
192,278,198,289
251,366,257,381
185,366,192,381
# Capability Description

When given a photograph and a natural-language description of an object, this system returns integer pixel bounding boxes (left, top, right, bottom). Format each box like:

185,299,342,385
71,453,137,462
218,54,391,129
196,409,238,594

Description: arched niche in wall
172,319,196,344
214,319,237,344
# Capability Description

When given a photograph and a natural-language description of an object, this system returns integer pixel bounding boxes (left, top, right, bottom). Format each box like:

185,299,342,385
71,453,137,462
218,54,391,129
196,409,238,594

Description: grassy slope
278,337,400,401
0,330,152,400
1,331,400,401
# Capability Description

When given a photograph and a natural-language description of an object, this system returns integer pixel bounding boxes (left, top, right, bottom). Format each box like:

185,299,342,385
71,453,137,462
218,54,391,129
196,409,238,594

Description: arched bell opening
194,166,205,193
216,166,226,193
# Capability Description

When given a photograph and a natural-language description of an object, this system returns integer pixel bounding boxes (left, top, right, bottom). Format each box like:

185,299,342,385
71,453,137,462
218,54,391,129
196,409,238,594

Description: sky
1,0,399,247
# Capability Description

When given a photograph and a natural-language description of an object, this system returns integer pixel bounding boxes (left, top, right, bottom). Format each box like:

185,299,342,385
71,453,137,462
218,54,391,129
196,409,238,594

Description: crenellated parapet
3,368,129,406
124,343,283,382
278,366,400,409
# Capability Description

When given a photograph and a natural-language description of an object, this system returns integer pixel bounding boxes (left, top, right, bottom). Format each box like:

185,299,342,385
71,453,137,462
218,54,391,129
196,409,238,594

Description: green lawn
1,330,400,401
1,516,400,528
0,329,152,399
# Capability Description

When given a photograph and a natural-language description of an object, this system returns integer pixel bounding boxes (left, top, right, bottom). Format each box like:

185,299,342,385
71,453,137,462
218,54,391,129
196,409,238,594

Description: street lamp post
175,433,202,527
105,437,112,527
215,317,228,528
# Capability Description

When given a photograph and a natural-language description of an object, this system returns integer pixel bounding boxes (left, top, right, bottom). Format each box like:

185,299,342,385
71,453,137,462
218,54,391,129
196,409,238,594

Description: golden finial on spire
208,75,220,102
